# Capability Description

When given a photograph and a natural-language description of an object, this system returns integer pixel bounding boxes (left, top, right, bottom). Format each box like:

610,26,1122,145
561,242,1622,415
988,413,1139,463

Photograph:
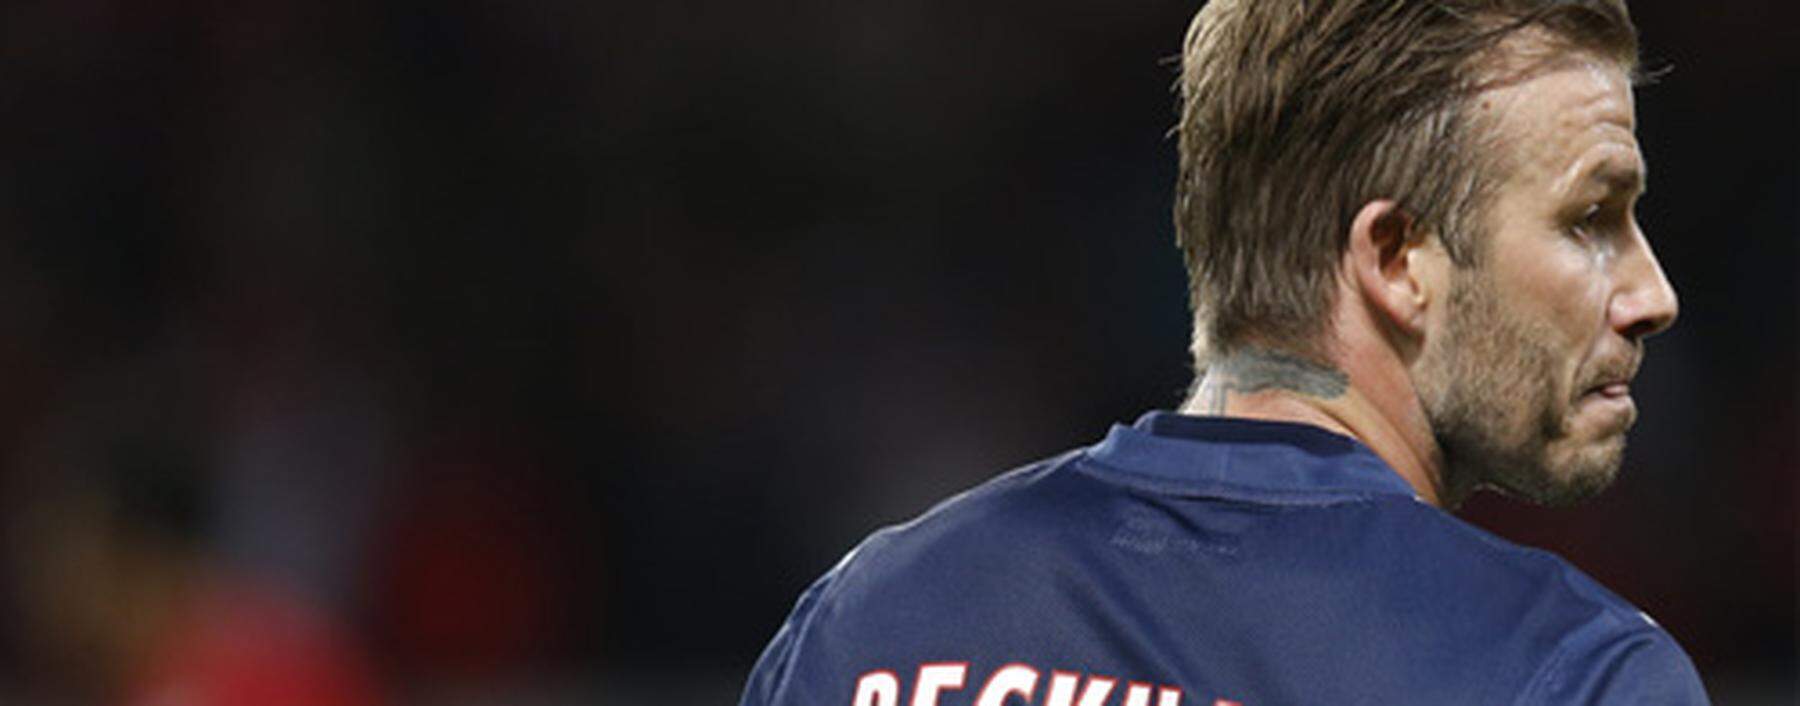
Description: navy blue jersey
742,412,1708,706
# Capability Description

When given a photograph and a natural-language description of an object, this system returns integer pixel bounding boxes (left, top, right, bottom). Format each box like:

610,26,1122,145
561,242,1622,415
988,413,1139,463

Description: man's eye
1569,204,1603,240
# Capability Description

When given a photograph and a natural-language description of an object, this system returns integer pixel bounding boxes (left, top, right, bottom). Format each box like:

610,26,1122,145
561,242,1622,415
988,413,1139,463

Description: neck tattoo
1193,348,1349,413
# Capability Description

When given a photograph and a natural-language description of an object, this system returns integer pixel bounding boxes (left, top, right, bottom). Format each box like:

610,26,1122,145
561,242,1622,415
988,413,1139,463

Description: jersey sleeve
739,571,837,706
1520,625,1710,706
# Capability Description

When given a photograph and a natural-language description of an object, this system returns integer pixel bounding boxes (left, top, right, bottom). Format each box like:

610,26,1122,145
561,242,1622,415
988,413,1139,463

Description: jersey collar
1082,411,1421,503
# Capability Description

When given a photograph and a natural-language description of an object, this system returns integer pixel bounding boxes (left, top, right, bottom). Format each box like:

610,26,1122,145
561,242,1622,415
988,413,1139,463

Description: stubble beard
1417,270,1624,508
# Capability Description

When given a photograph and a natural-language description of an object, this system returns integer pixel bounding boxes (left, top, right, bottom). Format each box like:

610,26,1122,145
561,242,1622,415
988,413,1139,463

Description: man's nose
1611,224,1679,341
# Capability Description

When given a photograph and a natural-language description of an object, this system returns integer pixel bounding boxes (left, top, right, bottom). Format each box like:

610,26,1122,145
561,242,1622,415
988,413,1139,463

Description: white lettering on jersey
859,663,1224,706
1123,682,1154,706
1044,672,1080,706
853,671,900,706
974,664,1040,706
1131,683,1181,706
910,663,969,706
1044,672,1116,706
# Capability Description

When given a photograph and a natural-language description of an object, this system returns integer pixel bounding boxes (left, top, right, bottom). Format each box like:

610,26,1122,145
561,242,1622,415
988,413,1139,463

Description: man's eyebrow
1587,158,1648,197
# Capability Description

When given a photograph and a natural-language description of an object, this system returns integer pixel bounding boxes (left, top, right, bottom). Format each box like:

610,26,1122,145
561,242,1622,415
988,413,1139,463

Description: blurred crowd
0,0,1792,704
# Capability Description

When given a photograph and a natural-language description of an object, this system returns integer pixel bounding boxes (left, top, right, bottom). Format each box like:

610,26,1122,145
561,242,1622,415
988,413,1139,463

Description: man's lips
1580,381,1631,404
1581,353,1640,400
1593,382,1630,398
1579,379,1637,427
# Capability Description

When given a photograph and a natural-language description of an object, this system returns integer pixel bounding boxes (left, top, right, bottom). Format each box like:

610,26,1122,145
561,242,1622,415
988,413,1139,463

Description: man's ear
1345,200,1443,340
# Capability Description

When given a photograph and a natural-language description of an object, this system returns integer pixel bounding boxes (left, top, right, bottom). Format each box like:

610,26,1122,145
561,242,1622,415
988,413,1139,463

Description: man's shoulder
1243,497,1709,703
1365,497,1648,622
843,444,1644,635
1393,508,1709,702
738,448,1099,705
804,445,1664,651
742,443,1707,705
820,448,1096,603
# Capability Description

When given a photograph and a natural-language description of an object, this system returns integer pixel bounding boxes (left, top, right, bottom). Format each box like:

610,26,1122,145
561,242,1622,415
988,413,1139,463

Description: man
742,0,1708,703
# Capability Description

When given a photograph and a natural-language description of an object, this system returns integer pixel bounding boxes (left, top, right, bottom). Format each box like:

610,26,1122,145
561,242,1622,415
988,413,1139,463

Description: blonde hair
1174,0,1639,365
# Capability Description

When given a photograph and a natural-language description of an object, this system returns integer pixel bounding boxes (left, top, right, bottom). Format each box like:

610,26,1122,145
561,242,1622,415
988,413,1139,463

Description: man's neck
1180,347,1454,507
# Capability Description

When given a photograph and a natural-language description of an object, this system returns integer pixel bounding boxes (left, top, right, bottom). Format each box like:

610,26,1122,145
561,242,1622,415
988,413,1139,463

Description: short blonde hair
1175,0,1639,364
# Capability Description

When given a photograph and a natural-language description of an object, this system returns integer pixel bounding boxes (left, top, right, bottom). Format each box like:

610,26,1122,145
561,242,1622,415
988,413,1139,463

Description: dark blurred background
0,0,1792,704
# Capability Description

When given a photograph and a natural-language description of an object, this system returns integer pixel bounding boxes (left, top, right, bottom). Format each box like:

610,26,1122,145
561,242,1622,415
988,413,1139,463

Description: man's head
1413,46,1675,505
1176,0,1676,505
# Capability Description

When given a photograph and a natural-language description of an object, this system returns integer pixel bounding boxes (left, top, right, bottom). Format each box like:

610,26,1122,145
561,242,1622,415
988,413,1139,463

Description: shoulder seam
1511,625,1667,706
1512,624,1580,706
